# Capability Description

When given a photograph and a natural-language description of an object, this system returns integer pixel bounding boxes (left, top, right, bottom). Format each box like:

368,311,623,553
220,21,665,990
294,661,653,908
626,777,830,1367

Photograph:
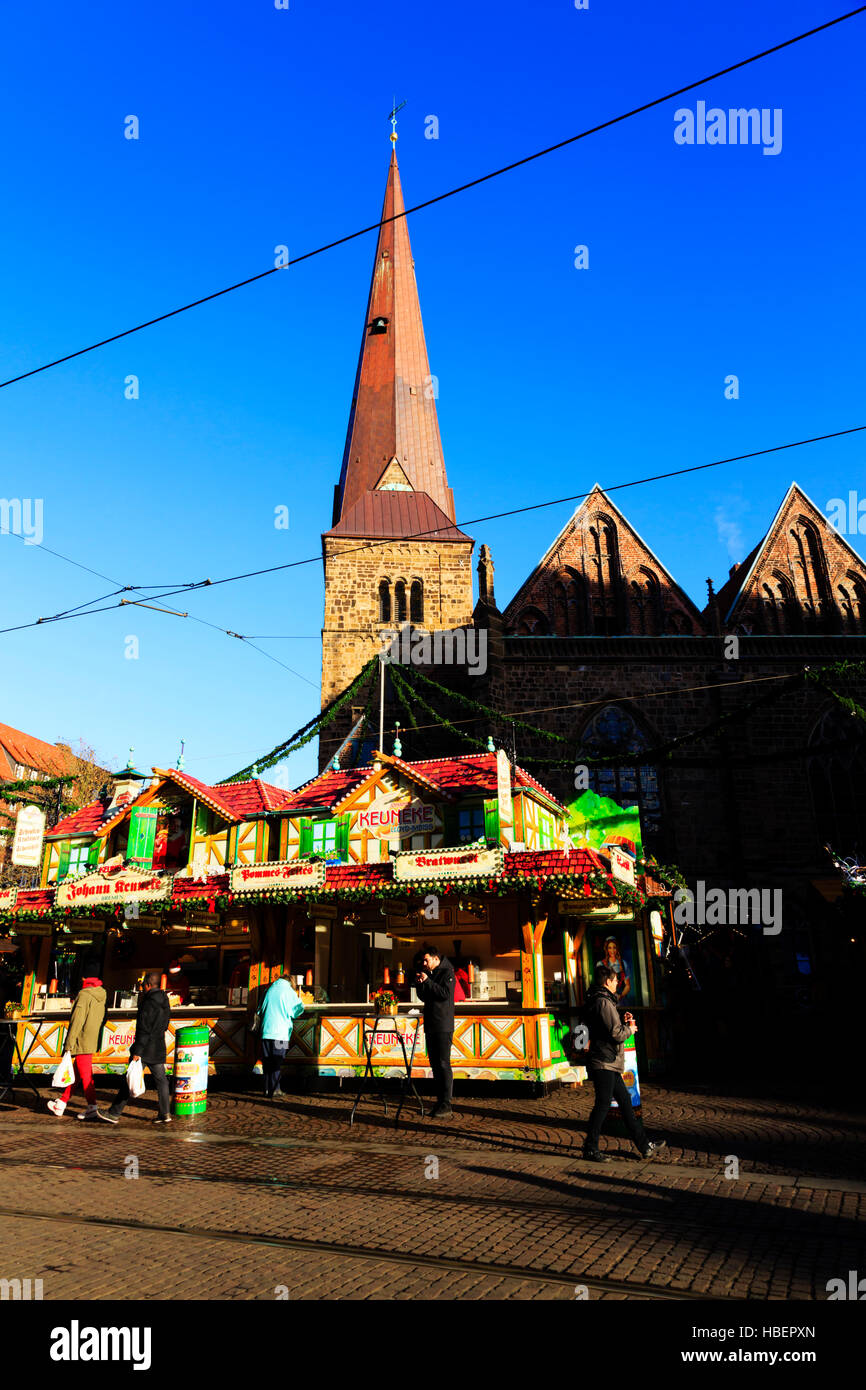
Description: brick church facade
319,147,866,1074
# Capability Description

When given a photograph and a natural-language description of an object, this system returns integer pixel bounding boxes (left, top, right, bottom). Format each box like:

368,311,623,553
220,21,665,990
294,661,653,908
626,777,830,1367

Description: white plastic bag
52,1051,75,1088
126,1057,146,1098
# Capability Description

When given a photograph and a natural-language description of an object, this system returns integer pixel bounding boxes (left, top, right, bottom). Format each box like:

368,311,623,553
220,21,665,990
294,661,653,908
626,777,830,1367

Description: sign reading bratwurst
56,869,171,908
231,859,326,894
394,846,504,883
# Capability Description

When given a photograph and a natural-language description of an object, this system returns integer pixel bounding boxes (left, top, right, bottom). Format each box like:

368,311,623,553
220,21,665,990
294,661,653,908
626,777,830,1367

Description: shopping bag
126,1057,146,1098
52,1051,75,1088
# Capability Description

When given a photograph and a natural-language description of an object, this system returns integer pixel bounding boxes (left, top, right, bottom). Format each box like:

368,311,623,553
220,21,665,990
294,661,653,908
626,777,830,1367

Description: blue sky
0,0,863,789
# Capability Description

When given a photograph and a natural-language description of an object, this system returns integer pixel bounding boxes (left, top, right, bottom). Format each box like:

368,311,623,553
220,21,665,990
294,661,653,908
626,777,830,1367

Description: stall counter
14,1007,249,1076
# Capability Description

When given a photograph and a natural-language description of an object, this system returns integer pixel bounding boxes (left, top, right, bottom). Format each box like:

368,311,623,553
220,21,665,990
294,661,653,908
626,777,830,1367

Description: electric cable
0,7,862,392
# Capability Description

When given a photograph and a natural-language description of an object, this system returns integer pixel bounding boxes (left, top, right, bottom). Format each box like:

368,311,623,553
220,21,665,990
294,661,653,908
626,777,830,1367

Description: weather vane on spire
388,98,406,145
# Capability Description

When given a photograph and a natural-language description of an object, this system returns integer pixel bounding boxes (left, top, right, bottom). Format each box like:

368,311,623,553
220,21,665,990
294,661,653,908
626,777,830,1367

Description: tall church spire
331,149,454,527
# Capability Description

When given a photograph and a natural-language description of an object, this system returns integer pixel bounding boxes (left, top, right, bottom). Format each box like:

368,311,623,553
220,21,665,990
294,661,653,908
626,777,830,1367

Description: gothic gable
503,485,703,637
716,484,866,635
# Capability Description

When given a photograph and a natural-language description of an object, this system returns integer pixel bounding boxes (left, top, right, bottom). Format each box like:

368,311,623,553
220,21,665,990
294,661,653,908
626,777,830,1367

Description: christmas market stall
0,750,671,1091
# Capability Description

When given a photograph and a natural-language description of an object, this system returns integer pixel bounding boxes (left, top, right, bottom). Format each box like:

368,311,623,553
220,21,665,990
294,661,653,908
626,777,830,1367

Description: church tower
321,142,474,710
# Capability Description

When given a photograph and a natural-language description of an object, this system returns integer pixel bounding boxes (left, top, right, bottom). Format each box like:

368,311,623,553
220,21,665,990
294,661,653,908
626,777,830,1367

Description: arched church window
761,572,798,634
553,582,568,635
838,584,855,633
552,570,586,635
790,518,832,628
577,704,661,838
844,573,866,634
808,706,866,857
394,580,407,624
588,517,621,635
410,580,423,623
378,580,391,623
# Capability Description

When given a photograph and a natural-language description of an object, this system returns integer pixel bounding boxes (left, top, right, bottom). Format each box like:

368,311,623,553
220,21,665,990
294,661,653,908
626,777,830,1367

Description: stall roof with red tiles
288,752,567,816
43,752,569,847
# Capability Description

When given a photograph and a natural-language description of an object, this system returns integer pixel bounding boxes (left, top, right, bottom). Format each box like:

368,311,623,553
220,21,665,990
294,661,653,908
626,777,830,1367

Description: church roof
710,482,866,625
331,150,455,527
324,488,470,542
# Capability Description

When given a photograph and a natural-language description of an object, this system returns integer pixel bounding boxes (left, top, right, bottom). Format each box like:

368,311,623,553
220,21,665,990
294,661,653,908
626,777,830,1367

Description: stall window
538,812,556,850
312,819,338,855
127,806,159,870
68,843,90,877
301,815,350,860
458,805,485,842
61,841,94,881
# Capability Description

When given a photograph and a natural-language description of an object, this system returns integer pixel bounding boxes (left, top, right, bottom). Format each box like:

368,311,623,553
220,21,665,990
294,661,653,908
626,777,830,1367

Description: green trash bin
173,1025,210,1116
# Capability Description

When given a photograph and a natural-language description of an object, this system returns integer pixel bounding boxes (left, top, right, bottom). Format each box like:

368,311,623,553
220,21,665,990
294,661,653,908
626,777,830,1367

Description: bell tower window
378,581,391,623
395,580,407,623
410,580,423,623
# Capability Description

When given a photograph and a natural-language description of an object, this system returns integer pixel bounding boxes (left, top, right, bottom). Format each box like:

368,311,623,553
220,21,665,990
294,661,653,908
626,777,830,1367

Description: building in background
0,724,109,879
315,147,866,1079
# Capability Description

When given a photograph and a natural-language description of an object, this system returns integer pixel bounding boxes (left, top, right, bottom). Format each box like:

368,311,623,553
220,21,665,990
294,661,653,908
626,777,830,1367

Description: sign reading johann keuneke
56,869,171,907
230,860,326,894
394,846,504,882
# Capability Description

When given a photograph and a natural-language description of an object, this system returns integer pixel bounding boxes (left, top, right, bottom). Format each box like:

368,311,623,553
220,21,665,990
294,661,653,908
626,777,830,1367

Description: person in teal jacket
259,976,305,1099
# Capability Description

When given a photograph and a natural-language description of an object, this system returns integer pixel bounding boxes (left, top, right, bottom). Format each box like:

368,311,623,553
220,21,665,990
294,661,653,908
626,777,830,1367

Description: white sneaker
47,1099,67,1117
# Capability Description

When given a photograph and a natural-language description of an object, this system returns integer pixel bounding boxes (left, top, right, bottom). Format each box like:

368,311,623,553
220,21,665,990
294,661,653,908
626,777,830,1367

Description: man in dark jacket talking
582,964,666,1162
416,945,456,1120
100,972,172,1126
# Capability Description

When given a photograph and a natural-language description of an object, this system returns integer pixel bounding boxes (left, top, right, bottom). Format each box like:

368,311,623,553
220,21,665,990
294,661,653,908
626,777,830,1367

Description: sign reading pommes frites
230,860,326,894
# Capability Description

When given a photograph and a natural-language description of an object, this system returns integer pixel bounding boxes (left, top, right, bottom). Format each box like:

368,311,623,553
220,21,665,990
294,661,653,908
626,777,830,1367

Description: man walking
47,957,106,1120
416,945,455,1120
259,973,305,1099
99,971,172,1125
582,963,666,1162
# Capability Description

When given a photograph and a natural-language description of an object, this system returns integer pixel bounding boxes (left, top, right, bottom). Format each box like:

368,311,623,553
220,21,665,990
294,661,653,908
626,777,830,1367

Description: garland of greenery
804,659,866,723
0,774,76,794
389,666,490,752
398,664,568,744
394,656,866,775
0,855,671,926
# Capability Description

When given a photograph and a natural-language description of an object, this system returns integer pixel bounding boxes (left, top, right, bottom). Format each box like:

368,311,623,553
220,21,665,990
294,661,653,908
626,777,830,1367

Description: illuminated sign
355,799,436,839
394,846,504,882
230,859,326,894
56,869,171,907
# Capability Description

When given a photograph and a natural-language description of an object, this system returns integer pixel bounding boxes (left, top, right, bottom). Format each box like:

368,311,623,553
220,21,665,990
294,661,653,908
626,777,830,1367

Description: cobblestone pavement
0,1080,862,1301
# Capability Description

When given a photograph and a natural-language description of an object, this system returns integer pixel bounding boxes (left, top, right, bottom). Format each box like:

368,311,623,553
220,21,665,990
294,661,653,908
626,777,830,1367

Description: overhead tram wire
1,424,863,640
0,8,863,394
0,520,319,685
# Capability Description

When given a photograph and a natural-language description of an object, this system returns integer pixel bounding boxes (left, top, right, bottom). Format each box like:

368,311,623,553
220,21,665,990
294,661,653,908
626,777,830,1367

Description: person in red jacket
452,964,469,1002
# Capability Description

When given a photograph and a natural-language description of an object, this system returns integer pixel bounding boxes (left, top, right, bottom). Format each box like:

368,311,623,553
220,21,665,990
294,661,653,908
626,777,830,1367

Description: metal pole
379,654,385,752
